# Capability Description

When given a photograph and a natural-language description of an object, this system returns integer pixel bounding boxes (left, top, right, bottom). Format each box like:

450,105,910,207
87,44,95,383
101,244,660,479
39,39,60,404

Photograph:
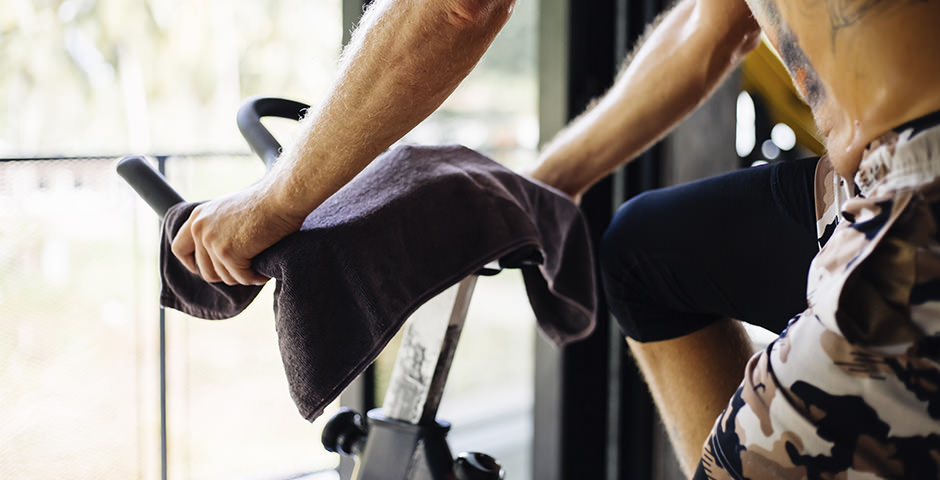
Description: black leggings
600,156,822,342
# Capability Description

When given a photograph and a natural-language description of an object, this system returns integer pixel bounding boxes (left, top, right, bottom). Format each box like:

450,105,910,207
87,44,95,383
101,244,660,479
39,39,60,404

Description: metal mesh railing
0,154,337,480
1,151,537,479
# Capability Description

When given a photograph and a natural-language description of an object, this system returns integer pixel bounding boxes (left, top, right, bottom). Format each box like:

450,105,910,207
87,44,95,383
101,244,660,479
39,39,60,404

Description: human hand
170,181,307,286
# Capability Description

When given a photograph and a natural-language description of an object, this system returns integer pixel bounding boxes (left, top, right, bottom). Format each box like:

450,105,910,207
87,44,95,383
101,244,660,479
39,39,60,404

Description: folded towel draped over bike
159,143,597,422
118,97,597,479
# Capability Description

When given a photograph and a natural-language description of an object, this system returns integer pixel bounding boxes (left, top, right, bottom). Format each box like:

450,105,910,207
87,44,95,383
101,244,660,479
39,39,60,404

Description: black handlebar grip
116,155,185,218
236,96,310,169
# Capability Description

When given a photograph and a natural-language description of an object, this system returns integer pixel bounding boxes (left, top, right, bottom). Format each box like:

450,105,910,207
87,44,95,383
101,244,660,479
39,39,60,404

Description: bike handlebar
115,155,184,218
118,97,310,217
236,96,310,169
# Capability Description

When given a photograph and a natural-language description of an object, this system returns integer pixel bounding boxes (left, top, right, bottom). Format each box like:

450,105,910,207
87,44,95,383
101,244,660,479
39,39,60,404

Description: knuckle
190,216,209,237
215,243,235,262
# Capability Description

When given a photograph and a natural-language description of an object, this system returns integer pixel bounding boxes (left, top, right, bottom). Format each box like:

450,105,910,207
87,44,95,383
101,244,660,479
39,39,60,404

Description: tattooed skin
817,0,930,36
775,24,825,109
747,0,931,111
747,0,827,109
800,0,933,51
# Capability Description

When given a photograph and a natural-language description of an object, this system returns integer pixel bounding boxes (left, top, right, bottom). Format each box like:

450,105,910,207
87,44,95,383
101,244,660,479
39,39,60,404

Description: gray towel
160,144,596,421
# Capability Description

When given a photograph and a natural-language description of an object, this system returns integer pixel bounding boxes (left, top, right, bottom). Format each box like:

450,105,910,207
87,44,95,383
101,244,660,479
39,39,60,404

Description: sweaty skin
531,0,940,474
536,0,940,195
745,0,940,178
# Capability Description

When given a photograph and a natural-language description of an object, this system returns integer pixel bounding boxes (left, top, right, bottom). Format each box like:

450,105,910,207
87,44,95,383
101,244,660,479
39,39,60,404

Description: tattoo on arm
826,0,888,31
749,0,931,109
777,25,825,109
824,0,927,31
819,0,930,46
751,0,826,108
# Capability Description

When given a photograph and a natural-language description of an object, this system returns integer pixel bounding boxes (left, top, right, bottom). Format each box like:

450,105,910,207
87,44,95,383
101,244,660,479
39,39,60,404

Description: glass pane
2,0,343,477
0,0,341,156
0,158,162,479
163,154,340,479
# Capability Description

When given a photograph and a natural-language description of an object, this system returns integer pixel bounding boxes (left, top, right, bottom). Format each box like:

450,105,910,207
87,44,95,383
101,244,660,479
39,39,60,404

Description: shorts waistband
891,109,940,137
854,118,940,197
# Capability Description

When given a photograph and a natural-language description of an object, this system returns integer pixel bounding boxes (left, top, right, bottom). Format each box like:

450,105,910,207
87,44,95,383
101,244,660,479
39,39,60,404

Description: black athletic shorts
599,156,821,342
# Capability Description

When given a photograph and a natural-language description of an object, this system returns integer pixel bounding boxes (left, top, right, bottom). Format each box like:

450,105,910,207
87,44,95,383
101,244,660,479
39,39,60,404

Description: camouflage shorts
698,122,940,479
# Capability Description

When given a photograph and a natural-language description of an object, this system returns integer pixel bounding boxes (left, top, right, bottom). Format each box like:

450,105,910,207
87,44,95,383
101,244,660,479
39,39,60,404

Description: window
1,1,343,478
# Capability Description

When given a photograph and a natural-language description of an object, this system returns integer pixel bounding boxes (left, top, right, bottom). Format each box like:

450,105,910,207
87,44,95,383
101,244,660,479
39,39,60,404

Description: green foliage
0,0,342,155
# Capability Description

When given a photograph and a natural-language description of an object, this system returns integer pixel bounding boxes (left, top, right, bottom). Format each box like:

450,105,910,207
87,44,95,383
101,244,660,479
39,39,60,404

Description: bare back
745,0,940,177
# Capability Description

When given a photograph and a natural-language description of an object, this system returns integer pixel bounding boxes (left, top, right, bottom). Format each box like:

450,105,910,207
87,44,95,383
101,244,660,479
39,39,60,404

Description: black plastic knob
454,452,504,480
321,408,367,456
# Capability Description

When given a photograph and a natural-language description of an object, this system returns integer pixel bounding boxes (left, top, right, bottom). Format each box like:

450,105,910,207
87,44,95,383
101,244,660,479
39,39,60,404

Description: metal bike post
156,155,169,480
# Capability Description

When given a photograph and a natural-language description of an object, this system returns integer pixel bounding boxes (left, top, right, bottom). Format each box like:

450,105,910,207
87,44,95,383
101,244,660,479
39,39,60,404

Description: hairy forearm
266,0,515,216
170,0,515,286
533,0,759,198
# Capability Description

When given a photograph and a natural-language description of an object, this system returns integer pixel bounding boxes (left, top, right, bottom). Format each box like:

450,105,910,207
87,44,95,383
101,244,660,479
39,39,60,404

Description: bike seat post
349,275,476,480
336,247,542,479
382,275,477,425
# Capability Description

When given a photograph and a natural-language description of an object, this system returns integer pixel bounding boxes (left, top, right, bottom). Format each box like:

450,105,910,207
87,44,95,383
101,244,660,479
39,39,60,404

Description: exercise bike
117,96,544,479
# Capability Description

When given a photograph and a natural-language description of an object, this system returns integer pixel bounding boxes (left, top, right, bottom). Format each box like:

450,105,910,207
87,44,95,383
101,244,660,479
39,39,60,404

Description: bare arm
270,0,516,217
530,0,760,200
172,0,515,285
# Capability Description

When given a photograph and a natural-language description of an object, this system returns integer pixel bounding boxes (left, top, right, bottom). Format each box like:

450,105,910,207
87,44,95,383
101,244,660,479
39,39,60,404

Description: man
172,0,940,477
532,0,940,477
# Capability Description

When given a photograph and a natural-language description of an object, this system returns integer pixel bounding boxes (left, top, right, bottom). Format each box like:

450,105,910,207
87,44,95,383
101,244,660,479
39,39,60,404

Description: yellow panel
741,38,826,155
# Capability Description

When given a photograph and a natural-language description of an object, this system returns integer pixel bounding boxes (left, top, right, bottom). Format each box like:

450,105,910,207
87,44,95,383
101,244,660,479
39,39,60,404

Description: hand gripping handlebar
116,97,311,218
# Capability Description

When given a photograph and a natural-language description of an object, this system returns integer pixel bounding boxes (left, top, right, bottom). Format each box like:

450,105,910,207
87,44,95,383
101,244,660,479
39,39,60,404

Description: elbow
691,3,762,82
730,15,762,61
442,0,516,30
705,1,762,63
